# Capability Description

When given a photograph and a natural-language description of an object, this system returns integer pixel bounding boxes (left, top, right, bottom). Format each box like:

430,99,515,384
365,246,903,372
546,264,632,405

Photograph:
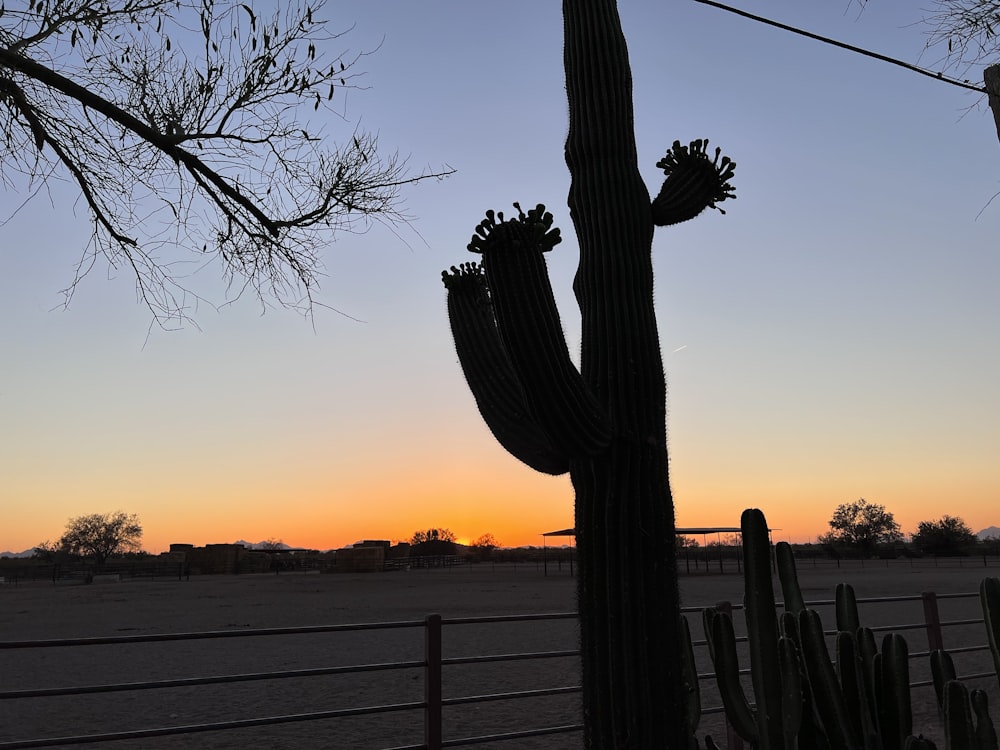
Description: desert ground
2,560,998,749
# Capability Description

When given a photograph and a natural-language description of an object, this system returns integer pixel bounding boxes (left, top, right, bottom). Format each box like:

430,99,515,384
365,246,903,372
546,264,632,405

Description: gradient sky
2,1,998,554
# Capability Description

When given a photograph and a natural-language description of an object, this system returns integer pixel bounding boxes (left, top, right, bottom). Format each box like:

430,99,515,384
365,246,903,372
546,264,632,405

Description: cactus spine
441,1,735,746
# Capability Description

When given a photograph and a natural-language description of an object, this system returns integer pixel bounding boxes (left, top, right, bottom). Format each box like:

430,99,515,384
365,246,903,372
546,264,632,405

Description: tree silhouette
912,515,977,556
52,511,143,565
410,528,456,544
471,533,499,550
0,0,450,322
824,498,902,557
442,0,735,744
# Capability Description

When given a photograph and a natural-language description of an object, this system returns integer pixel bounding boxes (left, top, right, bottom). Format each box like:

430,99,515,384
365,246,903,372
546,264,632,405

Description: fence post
425,614,443,750
921,591,944,652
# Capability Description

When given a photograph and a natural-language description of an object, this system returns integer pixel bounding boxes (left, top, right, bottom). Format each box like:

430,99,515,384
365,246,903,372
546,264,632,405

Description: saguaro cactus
441,1,734,747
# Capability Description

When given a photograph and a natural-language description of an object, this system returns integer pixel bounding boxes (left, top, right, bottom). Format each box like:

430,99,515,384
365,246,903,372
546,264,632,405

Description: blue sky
1,1,998,552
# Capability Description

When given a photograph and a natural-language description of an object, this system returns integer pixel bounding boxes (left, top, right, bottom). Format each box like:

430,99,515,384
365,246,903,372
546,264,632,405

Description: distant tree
55,511,143,564
824,498,902,557
912,515,977,556
409,527,456,557
676,535,699,549
259,538,285,551
471,533,500,550
410,528,456,545
469,533,499,561
32,540,61,562
0,0,450,322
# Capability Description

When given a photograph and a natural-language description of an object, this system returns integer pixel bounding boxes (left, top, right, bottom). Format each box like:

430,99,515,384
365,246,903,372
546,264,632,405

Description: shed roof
542,527,744,537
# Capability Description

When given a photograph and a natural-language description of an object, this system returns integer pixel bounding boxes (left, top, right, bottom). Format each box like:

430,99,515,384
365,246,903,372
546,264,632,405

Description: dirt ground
1,561,997,749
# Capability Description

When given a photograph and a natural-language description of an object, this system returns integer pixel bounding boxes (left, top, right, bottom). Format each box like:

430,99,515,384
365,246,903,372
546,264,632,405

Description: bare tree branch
0,0,452,324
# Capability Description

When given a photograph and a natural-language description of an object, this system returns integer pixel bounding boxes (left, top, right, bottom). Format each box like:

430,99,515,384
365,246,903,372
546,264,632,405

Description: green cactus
440,1,735,746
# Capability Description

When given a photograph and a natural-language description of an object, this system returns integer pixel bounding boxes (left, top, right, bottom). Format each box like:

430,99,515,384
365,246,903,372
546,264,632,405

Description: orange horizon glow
7,466,996,555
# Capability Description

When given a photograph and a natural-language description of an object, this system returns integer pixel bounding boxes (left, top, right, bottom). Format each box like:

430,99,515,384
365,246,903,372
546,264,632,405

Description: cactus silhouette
704,508,999,750
441,1,735,746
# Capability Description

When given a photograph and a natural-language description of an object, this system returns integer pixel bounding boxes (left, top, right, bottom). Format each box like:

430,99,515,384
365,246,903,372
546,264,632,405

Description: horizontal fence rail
0,592,994,749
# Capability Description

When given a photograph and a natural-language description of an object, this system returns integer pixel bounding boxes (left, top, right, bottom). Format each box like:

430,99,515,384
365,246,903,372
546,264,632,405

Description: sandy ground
1,561,998,749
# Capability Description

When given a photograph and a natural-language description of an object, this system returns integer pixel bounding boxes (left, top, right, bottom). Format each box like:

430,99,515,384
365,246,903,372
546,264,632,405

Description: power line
691,0,987,94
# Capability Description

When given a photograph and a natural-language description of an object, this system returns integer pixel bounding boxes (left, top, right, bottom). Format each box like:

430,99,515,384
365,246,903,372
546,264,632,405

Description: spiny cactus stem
944,680,976,749
880,634,913,750
971,690,999,748
980,577,1000,688
776,542,806,614
709,610,757,741
836,583,861,635
836,631,865,741
444,267,569,475
742,508,783,749
799,608,857,750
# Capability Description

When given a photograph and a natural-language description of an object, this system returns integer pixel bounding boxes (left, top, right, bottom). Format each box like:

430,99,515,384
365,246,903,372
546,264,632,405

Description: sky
2,1,998,554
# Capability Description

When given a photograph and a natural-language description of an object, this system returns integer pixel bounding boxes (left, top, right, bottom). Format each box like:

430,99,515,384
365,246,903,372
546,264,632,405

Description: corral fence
1,590,995,749
0,561,188,586
8,549,992,584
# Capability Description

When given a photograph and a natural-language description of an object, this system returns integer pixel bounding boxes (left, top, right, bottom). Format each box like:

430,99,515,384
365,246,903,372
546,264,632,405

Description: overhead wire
690,0,988,94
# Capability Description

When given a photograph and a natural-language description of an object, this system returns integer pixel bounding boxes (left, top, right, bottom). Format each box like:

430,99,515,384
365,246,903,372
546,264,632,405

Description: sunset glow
2,2,997,556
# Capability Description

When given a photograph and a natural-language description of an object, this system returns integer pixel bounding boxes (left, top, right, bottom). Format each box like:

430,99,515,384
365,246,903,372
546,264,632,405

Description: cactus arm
652,139,736,225
931,649,958,714
799,608,858,750
943,679,976,750
836,583,862,635
779,636,803,749
443,263,570,475
781,610,800,643
858,626,880,727
467,206,612,458
681,614,703,738
972,689,999,750
703,606,721,664
710,609,759,742
879,633,913,750
742,507,784,749
981,577,1000,688
836,631,867,743
777,541,807,614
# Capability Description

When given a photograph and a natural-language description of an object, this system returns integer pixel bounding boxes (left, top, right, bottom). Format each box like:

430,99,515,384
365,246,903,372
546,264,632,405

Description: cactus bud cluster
440,261,485,292
651,138,736,226
467,202,562,254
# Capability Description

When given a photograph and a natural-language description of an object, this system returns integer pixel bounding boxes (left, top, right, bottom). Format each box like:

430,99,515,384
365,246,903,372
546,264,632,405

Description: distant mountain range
233,540,294,550
978,526,1000,540
0,548,35,559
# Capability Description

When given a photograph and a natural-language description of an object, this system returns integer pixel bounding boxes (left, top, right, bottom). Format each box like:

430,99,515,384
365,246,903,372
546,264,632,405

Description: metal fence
0,591,994,749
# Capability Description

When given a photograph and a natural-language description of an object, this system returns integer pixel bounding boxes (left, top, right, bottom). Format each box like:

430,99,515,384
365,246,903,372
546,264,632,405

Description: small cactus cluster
702,508,1000,750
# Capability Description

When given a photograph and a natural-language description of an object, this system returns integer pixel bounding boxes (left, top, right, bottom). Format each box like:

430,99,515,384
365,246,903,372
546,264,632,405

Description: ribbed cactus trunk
564,1,687,748
443,1,735,746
